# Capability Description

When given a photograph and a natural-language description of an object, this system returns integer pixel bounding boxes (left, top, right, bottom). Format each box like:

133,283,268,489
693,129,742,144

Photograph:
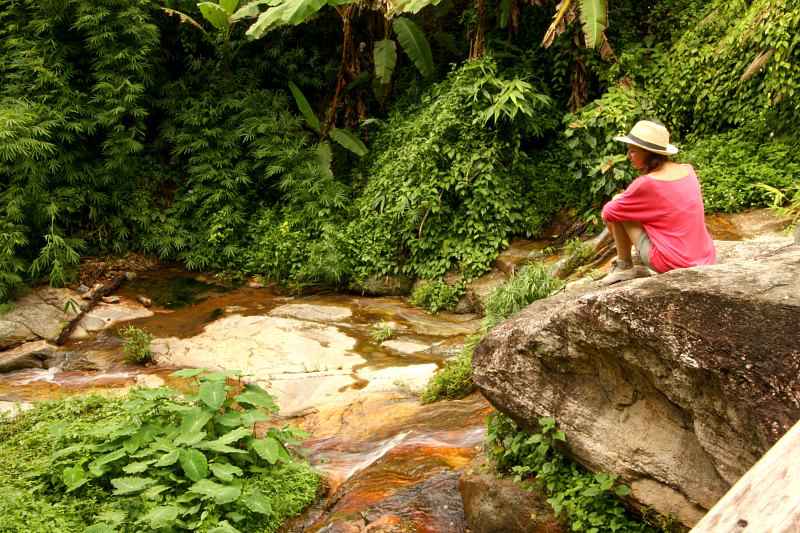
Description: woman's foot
600,258,652,285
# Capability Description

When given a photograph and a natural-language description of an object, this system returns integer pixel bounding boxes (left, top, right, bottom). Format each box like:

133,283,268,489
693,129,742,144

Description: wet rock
381,339,430,355
473,242,800,527
460,456,564,533
494,240,549,275
135,374,166,389
350,275,414,297
462,270,508,315
270,303,353,322
136,295,152,307
360,363,439,395
0,288,80,349
152,314,363,414
101,295,120,304
0,341,55,372
76,300,153,333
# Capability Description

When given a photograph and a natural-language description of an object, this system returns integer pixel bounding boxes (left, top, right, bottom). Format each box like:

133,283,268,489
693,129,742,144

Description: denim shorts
637,232,652,268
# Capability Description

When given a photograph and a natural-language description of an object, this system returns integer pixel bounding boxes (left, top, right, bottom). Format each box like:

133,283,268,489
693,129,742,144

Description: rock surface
472,241,800,527
0,288,81,349
459,456,564,533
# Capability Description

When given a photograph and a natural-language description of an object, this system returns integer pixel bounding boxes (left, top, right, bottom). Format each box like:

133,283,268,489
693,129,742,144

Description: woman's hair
643,151,669,173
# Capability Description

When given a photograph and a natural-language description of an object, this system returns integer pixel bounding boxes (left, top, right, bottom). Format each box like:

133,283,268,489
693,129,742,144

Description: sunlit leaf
143,506,180,529
189,478,242,504
579,0,607,48
179,448,209,481
210,462,244,482
199,380,227,410
62,465,88,492
330,128,368,157
250,437,281,464
242,490,272,514
198,2,231,31
111,476,157,495
392,17,434,78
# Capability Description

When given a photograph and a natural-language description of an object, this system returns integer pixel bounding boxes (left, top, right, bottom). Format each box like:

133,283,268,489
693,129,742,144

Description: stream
0,268,491,532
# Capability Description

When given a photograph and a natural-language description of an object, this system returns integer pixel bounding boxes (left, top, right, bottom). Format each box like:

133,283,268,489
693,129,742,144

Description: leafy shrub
422,263,562,403
420,334,479,403
369,322,396,343
120,325,154,364
680,129,800,213
487,413,660,533
649,0,800,135
560,85,653,213
347,57,560,281
0,371,318,532
483,263,564,329
409,280,465,314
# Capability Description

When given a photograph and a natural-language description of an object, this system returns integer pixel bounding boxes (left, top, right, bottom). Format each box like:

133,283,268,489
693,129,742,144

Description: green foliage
680,129,800,213
0,373,318,532
422,263,562,402
759,182,800,228
120,326,154,364
483,262,564,329
348,58,559,281
487,413,660,533
420,334,479,403
560,85,653,209
392,17,435,78
648,0,800,135
409,279,464,313
369,322,396,343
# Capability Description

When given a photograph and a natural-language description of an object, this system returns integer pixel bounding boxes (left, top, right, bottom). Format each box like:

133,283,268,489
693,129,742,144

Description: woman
601,120,716,285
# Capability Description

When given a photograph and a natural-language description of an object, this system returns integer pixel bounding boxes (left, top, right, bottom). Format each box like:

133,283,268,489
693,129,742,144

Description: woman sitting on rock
601,120,716,285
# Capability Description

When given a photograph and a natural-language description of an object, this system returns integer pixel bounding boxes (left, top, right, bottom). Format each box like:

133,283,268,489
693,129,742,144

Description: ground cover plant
487,413,668,533
0,370,319,532
421,263,563,403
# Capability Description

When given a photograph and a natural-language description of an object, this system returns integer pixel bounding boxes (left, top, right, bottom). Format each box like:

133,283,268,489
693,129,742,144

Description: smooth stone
77,300,153,332
381,339,431,355
269,303,353,322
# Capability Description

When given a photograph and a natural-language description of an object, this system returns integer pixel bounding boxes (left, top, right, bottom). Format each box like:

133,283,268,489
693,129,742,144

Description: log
691,419,800,532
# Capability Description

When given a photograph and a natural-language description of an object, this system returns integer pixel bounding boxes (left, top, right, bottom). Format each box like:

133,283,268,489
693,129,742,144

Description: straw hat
613,120,678,155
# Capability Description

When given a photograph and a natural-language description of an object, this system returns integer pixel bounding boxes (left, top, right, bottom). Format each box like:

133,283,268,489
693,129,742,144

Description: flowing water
0,268,491,531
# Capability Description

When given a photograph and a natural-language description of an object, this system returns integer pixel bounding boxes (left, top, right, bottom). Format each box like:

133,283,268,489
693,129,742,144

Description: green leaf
180,448,209,481
287,82,320,133
216,411,243,427
390,0,443,14
216,426,253,445
235,384,277,410
189,479,242,504
392,17,434,78
330,128,368,157
180,408,213,434
615,484,631,497
315,141,334,179
175,430,206,446
240,409,270,426
155,449,180,467
111,476,157,495
195,440,249,454
123,460,155,474
62,465,88,492
142,484,170,499
143,506,180,529
243,490,273,514
250,437,281,464
210,462,244,482
578,0,607,48
209,521,242,533
232,0,272,21
245,0,328,39
374,40,397,86
84,525,115,533
198,2,231,31
220,0,240,15
95,510,126,527
171,368,206,378
199,380,227,410
89,448,126,476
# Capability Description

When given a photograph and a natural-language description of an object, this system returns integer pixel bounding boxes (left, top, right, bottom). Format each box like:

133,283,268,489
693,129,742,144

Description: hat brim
613,135,679,155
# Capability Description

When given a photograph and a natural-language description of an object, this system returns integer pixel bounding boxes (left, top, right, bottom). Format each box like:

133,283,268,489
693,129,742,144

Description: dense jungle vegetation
1,0,798,301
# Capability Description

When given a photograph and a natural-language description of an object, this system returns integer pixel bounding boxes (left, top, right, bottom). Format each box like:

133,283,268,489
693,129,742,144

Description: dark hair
643,151,669,173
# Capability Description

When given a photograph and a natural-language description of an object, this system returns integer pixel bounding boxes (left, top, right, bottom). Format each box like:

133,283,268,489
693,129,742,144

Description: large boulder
0,288,81,349
472,241,800,528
